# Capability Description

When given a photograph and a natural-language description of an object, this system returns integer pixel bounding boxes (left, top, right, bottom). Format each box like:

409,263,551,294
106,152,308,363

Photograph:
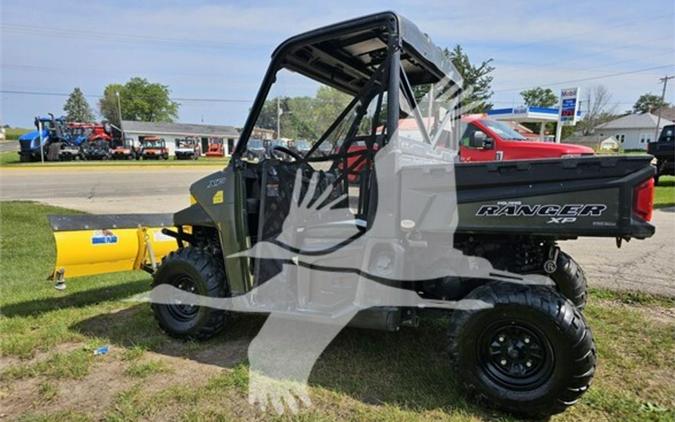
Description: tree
633,93,670,114
448,45,495,112
257,86,351,140
63,88,94,122
99,77,179,126
576,85,618,135
520,87,558,107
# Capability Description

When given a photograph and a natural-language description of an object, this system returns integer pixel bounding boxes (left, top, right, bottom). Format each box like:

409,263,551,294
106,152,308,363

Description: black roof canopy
272,11,461,95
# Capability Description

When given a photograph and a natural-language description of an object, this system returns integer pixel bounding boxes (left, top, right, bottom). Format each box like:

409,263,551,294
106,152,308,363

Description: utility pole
654,75,674,143
115,91,124,140
276,97,282,139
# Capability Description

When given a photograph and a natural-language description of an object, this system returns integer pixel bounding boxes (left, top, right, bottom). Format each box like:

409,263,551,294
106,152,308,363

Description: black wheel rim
166,275,199,322
477,320,555,390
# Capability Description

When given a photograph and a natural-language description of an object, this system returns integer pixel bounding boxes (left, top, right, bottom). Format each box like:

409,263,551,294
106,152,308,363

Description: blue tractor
18,115,66,162
18,114,87,161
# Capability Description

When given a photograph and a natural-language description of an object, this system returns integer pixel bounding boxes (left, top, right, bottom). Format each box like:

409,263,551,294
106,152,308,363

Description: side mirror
470,130,493,149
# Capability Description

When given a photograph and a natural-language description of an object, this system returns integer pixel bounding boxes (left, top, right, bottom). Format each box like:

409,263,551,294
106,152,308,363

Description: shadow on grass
72,306,488,416
1,279,149,317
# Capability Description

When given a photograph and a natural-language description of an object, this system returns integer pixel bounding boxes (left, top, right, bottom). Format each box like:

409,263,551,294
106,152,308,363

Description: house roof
121,120,239,138
595,113,673,130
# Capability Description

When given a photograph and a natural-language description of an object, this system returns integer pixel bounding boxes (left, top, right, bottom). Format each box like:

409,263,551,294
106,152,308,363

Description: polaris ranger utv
49,12,655,418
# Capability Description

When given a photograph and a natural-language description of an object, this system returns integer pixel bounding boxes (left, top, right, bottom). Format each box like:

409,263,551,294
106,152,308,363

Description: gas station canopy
487,106,582,142
488,106,561,123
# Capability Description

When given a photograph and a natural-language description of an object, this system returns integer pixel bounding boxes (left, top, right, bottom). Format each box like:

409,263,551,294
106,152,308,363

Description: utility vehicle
111,137,137,160
205,138,225,157
174,137,201,160
140,136,169,160
49,12,655,418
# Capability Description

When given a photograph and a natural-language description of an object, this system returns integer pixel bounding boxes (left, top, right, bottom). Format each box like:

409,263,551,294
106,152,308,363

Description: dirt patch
0,342,84,370
0,341,248,420
0,349,132,419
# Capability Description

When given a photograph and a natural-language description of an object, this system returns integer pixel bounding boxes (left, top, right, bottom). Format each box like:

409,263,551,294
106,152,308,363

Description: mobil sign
559,87,580,126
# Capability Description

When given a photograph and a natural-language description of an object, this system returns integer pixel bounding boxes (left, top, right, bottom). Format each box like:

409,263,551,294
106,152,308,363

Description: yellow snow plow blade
48,214,180,283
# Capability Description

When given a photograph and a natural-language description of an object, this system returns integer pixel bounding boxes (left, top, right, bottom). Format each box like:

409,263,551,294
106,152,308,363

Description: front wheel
448,282,596,418
151,247,229,340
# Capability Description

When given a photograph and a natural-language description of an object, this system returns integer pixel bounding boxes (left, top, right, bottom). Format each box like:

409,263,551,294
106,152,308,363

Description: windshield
143,140,163,148
177,139,194,147
480,119,526,141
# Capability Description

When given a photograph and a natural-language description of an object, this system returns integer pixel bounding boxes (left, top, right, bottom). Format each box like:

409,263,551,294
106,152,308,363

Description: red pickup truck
459,115,593,161
342,116,594,182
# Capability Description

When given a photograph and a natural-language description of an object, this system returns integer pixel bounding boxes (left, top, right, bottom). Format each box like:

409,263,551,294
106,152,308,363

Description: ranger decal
476,202,607,224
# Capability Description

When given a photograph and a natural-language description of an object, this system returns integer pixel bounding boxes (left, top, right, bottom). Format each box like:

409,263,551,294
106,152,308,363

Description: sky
1,0,674,128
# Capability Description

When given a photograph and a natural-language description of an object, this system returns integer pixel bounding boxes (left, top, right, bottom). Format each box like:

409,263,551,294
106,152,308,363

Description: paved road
1,165,673,296
0,166,219,213
562,207,675,297
0,141,18,153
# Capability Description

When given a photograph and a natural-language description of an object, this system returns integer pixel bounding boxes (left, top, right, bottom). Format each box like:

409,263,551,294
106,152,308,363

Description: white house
121,121,240,156
595,113,673,150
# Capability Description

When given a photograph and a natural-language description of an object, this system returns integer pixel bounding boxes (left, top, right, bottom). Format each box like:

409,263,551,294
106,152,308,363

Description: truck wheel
550,251,587,310
151,247,229,341
448,282,596,419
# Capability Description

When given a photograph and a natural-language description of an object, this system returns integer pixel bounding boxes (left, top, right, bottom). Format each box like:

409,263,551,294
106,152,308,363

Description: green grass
0,151,20,165
1,201,673,421
655,175,675,208
124,360,170,378
0,151,229,167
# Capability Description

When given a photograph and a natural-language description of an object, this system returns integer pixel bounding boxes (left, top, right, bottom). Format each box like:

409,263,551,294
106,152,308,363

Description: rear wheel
448,282,596,418
151,247,229,340
550,251,587,310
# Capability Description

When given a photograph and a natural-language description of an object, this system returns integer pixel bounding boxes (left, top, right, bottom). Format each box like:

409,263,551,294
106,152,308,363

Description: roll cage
232,11,463,164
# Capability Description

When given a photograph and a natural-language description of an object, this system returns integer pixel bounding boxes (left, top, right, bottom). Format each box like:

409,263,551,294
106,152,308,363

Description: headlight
561,153,582,159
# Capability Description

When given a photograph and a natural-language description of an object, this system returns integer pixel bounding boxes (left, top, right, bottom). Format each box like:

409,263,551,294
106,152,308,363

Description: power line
0,23,263,49
494,64,675,93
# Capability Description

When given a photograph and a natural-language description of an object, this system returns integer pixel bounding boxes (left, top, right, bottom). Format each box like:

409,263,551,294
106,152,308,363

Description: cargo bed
455,155,655,239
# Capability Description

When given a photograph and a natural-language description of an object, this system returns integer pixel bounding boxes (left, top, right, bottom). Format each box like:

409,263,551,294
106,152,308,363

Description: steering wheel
271,145,303,161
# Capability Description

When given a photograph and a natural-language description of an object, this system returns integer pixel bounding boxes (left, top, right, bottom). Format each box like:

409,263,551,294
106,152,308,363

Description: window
459,122,480,148
480,119,526,141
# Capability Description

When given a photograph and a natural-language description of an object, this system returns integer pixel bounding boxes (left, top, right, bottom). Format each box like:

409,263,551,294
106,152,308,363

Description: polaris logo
476,203,607,224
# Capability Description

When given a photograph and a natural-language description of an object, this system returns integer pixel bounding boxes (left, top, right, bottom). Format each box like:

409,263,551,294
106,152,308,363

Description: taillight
634,178,654,221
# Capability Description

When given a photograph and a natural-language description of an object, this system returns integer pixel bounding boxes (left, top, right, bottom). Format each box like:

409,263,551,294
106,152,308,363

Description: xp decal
476,202,607,224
